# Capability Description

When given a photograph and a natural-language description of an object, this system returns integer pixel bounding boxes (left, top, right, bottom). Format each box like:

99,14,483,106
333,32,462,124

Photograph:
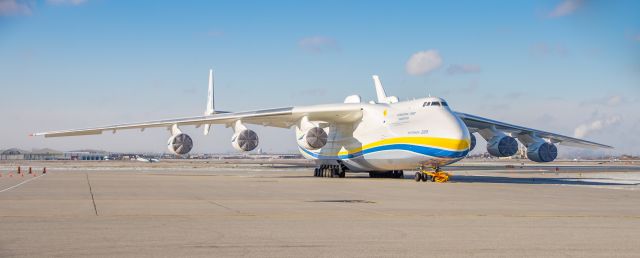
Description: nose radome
443,111,471,150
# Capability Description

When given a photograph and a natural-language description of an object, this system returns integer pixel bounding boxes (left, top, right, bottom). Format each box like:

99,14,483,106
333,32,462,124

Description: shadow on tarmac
285,174,639,187
450,175,639,186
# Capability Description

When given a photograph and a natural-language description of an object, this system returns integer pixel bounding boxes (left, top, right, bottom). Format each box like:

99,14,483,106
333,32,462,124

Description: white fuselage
296,97,471,172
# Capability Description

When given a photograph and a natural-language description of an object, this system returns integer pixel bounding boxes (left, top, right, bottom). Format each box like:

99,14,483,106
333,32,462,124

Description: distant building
29,148,65,160
0,148,29,160
65,151,108,161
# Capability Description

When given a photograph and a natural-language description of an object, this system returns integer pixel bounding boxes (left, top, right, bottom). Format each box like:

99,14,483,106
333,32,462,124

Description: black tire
414,172,421,182
421,174,428,182
339,171,346,178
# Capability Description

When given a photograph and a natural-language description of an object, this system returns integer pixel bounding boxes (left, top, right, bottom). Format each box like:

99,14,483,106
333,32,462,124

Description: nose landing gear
414,167,450,183
314,165,345,178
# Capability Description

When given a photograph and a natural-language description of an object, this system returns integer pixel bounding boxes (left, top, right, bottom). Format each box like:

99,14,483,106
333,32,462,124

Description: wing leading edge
455,112,612,149
32,104,363,138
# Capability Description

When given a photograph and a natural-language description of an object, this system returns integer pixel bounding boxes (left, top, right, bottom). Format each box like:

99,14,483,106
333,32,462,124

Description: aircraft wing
455,112,613,149
32,104,363,138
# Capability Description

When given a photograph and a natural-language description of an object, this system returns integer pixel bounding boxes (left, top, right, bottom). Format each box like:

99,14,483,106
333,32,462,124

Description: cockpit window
423,101,448,107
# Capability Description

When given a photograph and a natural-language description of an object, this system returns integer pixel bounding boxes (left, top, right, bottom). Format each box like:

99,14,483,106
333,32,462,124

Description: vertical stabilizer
372,75,387,103
371,75,398,103
204,69,215,135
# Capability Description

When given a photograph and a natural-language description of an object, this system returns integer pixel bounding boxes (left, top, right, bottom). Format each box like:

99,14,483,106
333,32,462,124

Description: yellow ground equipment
414,169,450,183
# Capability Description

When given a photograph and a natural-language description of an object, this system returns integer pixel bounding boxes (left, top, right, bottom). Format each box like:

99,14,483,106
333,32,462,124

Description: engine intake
167,133,193,155
298,127,328,150
487,135,518,157
469,134,477,152
527,142,558,163
232,129,259,152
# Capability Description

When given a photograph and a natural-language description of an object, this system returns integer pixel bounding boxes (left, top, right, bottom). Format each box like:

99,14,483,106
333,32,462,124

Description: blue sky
1,0,639,155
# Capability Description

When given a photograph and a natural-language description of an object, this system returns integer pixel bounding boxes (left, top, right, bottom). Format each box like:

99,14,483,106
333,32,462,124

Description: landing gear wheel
339,171,346,178
414,172,421,182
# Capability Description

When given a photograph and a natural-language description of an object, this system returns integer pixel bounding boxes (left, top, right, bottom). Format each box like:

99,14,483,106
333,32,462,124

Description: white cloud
405,50,442,76
206,30,224,38
298,36,339,53
447,64,481,75
574,116,621,138
580,95,625,107
46,0,87,5
0,0,32,16
530,43,569,57
548,0,584,18
606,95,623,106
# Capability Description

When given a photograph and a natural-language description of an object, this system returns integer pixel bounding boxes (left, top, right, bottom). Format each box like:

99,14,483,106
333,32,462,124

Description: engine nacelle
167,133,193,155
231,129,259,152
297,127,328,150
526,142,558,163
487,135,518,157
469,133,477,152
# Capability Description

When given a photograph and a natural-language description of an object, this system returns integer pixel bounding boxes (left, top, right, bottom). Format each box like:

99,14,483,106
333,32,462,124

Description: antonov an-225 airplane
33,70,611,182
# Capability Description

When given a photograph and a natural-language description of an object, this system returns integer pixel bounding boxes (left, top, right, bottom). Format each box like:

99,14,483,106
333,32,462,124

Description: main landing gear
314,165,345,178
414,167,450,183
369,170,404,179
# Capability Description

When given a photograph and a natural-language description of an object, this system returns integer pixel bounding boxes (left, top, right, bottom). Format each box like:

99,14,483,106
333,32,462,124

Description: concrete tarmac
0,160,639,257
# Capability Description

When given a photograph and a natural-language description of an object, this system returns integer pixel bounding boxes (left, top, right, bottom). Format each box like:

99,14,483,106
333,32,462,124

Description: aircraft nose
444,112,471,151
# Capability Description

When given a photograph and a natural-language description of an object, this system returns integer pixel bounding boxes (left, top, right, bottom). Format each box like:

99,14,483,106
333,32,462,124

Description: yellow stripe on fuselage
337,136,470,156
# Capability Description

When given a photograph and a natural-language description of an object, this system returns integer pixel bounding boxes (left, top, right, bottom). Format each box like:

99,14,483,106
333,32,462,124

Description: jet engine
297,127,328,150
486,135,518,157
167,133,193,155
526,142,558,163
231,129,259,152
469,133,477,152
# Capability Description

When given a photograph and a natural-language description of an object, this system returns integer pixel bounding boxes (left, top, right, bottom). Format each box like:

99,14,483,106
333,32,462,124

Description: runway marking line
0,174,46,193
